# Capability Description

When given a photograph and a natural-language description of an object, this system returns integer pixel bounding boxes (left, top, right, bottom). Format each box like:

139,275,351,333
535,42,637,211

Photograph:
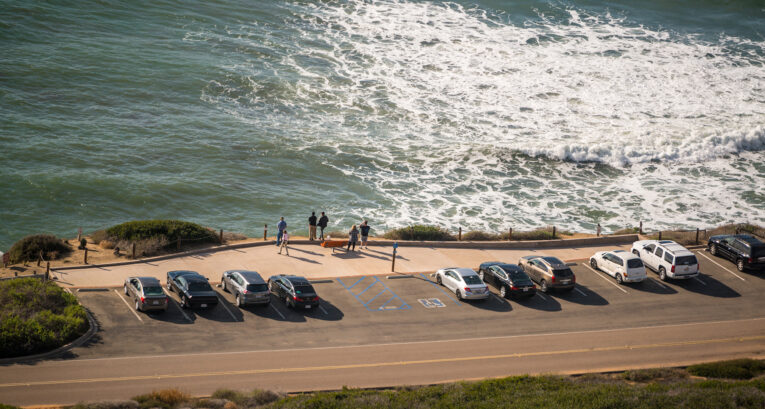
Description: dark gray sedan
221,270,271,307
123,276,168,312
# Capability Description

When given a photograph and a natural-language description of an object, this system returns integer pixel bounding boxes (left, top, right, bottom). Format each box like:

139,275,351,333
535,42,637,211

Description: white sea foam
194,0,765,231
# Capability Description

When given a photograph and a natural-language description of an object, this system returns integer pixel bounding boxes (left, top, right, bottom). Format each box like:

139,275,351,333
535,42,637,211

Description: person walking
359,220,371,249
308,212,317,241
347,225,359,252
278,230,290,255
318,212,329,240
276,217,287,246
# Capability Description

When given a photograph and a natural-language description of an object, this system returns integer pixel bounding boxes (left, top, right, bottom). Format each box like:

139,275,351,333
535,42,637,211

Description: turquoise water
1,0,764,249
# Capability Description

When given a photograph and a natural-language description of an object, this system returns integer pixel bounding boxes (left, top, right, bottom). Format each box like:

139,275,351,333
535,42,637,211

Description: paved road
2,247,764,406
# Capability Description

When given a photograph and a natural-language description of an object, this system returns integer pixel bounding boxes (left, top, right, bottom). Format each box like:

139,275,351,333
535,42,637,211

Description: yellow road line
3,334,764,388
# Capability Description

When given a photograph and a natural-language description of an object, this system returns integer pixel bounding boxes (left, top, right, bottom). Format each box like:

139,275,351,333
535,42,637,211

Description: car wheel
222,280,227,292
124,285,129,295
236,294,243,307
590,259,598,270
181,296,188,309
135,299,140,311
284,295,291,308
455,289,463,301
737,259,745,272
616,274,624,284
478,270,484,280
632,250,639,256
500,286,507,298
540,280,548,293
436,274,443,286
710,244,718,256
659,267,668,281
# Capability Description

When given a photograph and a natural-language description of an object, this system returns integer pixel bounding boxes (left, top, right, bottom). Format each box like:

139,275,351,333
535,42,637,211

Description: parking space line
490,292,503,303
163,289,192,322
217,295,239,322
356,279,378,297
417,274,460,305
647,278,670,290
377,295,397,310
346,276,366,290
693,277,707,286
366,289,387,305
574,287,587,297
697,251,746,281
113,290,143,323
269,303,286,320
536,292,548,301
318,304,328,315
583,265,628,294
337,277,410,311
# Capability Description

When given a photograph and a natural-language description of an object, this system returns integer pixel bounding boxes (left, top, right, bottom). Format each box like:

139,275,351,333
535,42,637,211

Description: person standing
308,212,317,241
347,225,359,252
318,212,329,240
359,220,371,249
276,217,287,246
278,230,290,255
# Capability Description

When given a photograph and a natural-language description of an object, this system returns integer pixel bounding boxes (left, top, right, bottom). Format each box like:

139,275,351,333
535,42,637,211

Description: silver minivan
221,270,271,307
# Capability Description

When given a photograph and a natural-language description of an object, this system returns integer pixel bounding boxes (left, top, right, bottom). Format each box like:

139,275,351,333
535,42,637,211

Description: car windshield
626,259,644,268
143,286,163,295
553,268,573,277
294,285,315,294
463,275,483,285
247,283,268,292
675,256,697,266
188,282,212,292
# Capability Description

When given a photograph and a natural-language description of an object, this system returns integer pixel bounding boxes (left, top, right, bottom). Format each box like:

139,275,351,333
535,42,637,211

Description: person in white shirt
278,230,290,255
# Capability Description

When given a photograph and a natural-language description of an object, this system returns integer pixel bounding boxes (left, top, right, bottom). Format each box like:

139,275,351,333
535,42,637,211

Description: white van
630,240,699,281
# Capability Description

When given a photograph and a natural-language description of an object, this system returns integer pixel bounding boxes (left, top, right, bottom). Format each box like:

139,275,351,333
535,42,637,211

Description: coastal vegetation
6,234,71,264
52,359,765,409
382,225,456,241
90,220,221,258
0,278,88,358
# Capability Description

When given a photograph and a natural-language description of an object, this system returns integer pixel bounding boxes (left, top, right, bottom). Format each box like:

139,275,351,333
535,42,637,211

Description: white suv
630,240,699,281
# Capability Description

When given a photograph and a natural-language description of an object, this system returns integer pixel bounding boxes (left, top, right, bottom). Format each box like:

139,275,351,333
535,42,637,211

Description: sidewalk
53,237,636,288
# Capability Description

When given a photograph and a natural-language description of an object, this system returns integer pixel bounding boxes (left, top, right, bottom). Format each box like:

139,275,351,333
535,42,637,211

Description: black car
166,270,219,309
268,274,320,310
708,234,765,272
478,262,536,299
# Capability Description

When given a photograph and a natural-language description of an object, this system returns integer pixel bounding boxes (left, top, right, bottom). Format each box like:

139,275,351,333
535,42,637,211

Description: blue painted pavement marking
418,273,460,305
337,276,411,312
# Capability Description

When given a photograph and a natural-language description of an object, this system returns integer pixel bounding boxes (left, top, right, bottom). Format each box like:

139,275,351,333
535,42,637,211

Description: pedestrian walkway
53,241,633,288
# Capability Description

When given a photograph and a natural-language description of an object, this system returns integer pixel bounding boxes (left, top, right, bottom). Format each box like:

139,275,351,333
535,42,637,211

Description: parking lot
72,247,765,359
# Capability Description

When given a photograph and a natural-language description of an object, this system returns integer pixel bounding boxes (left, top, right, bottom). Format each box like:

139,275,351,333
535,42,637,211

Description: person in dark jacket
308,212,317,241
347,225,359,251
318,212,329,240
359,220,371,249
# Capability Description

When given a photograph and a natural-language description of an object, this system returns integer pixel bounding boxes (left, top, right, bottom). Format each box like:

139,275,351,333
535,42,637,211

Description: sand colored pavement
53,240,633,288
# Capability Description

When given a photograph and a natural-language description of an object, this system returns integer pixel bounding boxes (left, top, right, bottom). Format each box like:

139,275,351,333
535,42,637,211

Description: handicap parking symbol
418,298,446,308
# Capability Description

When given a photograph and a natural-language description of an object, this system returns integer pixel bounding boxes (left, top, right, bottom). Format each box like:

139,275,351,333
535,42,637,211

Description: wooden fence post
45,262,50,281
695,228,700,245
658,231,662,240
508,228,512,241
264,224,268,241
458,227,462,241
132,242,136,259
639,221,643,235
552,226,556,239
177,237,181,250
219,229,223,244
597,224,601,237
84,248,88,264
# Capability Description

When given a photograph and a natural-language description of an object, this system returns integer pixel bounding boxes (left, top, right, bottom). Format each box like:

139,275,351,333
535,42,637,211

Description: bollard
552,226,556,239
220,229,223,244
458,227,462,241
132,242,136,259
177,237,181,250
84,248,88,264
77,227,82,243
597,224,601,237
695,228,700,245
639,221,643,235
391,248,397,272
658,231,662,240
508,228,513,241
264,224,268,241
45,262,50,281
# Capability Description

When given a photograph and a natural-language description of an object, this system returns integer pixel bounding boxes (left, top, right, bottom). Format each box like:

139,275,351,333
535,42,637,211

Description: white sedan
589,250,647,284
435,267,489,301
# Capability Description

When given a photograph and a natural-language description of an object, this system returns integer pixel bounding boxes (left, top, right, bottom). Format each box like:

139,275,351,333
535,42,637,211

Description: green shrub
622,368,688,382
462,231,502,241
106,220,219,244
504,227,570,241
0,404,21,409
687,359,765,380
383,225,456,241
133,389,190,409
0,278,88,358
612,227,640,235
7,234,72,264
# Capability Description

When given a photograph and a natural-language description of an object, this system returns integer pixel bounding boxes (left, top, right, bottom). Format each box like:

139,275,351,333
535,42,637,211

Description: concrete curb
0,307,99,365
50,235,639,272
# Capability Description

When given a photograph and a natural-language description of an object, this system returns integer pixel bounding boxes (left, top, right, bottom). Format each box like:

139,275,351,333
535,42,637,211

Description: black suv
708,234,765,272
268,274,320,310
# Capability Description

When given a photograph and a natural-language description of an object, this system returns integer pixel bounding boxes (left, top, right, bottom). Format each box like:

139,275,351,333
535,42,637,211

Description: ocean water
1,0,764,249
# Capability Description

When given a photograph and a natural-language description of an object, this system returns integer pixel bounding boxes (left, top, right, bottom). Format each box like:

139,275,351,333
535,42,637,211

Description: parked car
589,250,647,284
268,274,320,309
166,270,219,309
123,276,168,312
435,267,489,301
630,240,699,281
708,234,765,272
221,270,271,307
477,262,536,299
518,256,575,293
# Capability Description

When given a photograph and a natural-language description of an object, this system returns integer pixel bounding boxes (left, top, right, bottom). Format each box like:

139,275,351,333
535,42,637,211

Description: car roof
229,270,265,283
735,235,763,245
495,263,523,272
283,275,310,285
184,275,209,283
661,242,693,256
539,256,567,268
134,277,161,286
607,250,640,260
453,268,478,276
